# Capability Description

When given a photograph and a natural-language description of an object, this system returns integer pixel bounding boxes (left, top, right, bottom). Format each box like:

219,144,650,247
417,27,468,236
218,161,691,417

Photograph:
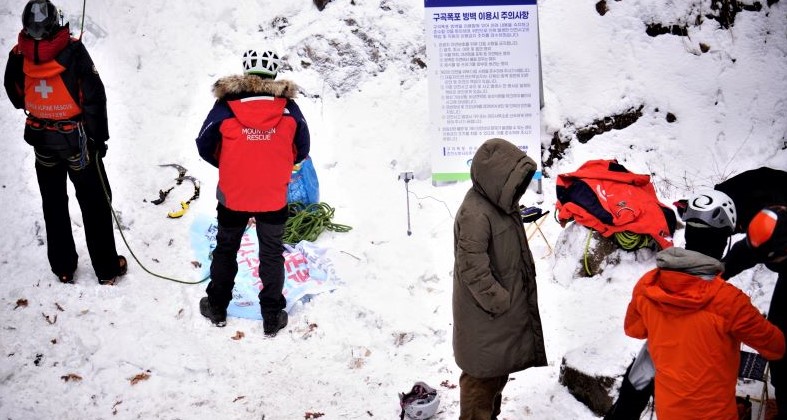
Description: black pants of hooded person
207,204,287,318
35,150,120,281
603,361,654,420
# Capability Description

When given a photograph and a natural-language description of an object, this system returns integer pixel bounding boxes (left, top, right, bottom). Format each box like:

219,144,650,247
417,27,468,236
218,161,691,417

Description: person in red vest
625,246,785,419
195,49,310,336
3,0,126,285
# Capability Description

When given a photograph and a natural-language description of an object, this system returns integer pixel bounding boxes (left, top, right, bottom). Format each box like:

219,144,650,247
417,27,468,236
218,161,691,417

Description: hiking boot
200,297,227,327
57,273,74,284
99,255,128,286
263,310,288,337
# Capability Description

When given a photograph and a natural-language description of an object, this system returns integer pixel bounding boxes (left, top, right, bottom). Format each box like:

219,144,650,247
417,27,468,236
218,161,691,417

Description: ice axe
398,172,414,236
150,163,189,205
166,176,201,219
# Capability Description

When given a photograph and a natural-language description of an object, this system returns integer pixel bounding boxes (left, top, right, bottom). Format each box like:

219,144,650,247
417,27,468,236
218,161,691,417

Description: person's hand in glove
91,138,108,158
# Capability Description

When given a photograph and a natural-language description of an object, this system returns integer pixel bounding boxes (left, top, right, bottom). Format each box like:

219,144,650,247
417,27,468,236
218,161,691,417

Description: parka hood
641,247,725,312
470,138,537,214
212,74,298,100
656,247,724,278
212,75,298,131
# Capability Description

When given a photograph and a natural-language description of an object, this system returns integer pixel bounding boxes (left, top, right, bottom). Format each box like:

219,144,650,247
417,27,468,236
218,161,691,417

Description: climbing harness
75,121,89,170
283,202,352,244
25,114,81,133
26,115,91,171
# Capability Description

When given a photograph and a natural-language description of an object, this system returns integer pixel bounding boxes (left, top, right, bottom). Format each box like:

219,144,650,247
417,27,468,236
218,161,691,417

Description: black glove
90,138,108,158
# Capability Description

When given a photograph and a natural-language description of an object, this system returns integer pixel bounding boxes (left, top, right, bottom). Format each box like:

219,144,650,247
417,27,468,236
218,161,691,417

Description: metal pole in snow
399,172,414,236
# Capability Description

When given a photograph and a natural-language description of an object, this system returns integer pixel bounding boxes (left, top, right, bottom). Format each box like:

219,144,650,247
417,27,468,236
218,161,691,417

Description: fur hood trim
212,75,298,100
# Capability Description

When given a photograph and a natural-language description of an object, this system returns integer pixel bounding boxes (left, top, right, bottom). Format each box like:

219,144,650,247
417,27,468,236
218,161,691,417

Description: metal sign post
398,172,414,236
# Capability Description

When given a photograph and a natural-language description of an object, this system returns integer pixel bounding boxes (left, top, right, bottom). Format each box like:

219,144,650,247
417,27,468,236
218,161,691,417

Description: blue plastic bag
287,156,320,205
189,214,341,320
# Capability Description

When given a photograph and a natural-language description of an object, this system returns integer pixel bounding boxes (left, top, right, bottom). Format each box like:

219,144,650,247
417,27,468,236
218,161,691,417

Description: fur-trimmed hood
212,74,298,100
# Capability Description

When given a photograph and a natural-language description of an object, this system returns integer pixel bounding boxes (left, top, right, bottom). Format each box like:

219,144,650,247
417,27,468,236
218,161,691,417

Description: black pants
35,150,120,281
604,360,654,420
207,204,287,316
769,272,787,419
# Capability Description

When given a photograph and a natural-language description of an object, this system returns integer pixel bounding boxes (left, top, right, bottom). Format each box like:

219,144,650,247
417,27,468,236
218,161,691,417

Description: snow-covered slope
0,0,785,418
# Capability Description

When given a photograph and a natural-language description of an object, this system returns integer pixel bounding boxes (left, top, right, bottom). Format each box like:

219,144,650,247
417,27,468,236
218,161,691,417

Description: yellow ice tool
167,201,189,219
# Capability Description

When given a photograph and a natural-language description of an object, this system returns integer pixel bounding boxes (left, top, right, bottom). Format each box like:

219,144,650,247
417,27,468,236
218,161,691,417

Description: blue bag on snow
287,156,319,205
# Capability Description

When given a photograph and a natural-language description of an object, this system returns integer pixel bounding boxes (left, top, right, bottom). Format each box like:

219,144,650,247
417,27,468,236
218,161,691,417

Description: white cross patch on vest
34,80,53,99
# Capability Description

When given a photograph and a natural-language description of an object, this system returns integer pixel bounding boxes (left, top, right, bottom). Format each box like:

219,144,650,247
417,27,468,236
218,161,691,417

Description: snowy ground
0,0,785,419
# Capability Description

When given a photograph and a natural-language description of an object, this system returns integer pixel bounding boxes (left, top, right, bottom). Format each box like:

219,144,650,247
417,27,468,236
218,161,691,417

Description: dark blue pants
207,204,287,316
35,152,119,281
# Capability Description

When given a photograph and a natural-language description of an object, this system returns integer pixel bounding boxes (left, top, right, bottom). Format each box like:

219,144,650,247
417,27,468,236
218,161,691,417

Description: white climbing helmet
242,49,281,78
399,382,440,420
682,189,737,231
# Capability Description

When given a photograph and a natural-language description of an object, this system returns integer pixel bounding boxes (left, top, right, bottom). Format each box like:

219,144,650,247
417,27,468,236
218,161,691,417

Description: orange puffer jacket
625,249,785,420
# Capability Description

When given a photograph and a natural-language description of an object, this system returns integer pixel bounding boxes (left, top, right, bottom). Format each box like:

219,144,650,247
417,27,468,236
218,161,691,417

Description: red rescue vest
23,58,81,120
217,96,297,212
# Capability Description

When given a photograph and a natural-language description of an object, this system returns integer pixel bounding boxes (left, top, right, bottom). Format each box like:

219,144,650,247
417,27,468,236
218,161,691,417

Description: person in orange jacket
625,246,785,419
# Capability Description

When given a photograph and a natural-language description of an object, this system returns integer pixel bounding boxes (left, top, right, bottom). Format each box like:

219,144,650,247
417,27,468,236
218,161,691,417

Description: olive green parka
452,138,548,378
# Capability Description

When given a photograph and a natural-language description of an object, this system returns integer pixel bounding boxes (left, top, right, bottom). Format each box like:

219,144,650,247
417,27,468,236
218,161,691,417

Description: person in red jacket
195,49,310,336
624,246,785,419
3,0,126,285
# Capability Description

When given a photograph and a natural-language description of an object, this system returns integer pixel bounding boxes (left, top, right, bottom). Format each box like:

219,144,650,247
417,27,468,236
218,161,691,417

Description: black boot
200,297,227,327
263,310,288,337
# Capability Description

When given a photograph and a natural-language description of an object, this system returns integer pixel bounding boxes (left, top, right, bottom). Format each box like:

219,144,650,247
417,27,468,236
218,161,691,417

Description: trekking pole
398,172,414,236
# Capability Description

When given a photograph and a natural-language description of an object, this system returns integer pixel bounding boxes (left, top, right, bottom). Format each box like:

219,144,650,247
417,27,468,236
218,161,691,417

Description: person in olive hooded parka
453,138,548,419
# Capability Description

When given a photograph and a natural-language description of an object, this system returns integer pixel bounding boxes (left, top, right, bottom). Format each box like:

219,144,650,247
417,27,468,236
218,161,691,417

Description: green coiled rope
284,202,352,244
614,231,651,251
583,230,652,276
